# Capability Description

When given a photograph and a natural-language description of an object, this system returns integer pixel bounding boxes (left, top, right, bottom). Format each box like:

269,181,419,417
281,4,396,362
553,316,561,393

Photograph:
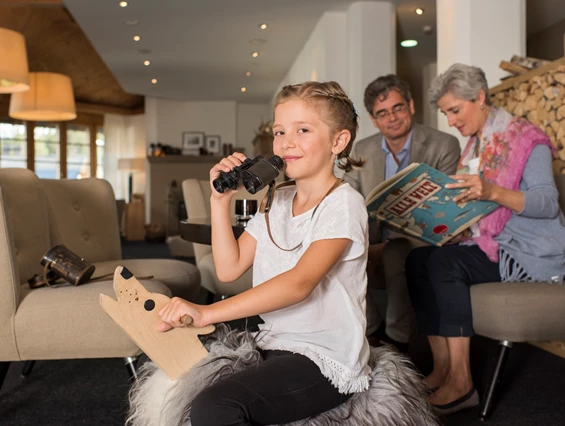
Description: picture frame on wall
205,135,222,154
181,131,205,154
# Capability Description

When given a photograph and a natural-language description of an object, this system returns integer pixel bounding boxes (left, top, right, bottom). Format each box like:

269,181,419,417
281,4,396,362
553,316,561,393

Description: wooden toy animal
100,266,215,380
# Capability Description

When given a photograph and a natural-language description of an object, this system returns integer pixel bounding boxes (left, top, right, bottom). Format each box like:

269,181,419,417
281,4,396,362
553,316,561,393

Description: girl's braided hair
274,81,365,172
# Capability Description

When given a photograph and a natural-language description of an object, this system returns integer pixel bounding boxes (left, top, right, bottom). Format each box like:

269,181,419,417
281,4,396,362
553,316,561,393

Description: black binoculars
212,155,284,195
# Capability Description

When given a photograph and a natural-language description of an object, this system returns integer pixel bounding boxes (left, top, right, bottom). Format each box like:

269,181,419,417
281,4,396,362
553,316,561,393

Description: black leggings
406,245,501,337
190,349,352,426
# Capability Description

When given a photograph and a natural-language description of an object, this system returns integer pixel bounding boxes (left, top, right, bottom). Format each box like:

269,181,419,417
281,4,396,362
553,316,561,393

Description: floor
1,241,564,425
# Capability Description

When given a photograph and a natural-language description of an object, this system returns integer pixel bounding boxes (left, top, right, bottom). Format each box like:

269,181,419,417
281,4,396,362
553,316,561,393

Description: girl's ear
332,130,351,155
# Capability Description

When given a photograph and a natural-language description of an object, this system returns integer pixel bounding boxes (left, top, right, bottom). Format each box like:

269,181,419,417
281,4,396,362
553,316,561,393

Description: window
67,124,90,179
34,123,60,179
96,126,105,179
0,115,104,179
0,122,27,169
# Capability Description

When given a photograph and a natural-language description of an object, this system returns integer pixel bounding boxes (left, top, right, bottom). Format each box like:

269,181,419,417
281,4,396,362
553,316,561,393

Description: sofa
0,168,201,388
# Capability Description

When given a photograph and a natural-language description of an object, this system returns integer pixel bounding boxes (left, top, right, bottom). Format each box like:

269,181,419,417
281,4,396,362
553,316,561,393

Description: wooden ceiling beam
0,0,63,6
76,102,144,116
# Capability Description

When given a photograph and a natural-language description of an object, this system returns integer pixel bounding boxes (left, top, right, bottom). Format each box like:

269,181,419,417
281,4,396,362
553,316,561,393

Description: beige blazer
344,122,461,199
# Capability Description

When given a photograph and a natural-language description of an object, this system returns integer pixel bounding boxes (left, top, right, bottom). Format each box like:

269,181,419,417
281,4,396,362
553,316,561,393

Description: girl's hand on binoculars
209,152,247,198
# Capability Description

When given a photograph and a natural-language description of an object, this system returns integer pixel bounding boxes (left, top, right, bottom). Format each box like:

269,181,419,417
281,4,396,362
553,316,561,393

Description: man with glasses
344,74,460,351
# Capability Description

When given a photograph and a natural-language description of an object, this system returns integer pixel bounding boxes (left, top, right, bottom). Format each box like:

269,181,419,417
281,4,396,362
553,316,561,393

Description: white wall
145,97,237,148
274,2,395,142
237,103,272,155
143,97,270,221
437,0,526,146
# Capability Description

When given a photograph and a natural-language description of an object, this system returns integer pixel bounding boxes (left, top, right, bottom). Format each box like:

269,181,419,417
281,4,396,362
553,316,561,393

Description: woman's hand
157,297,209,332
209,152,248,199
446,174,496,203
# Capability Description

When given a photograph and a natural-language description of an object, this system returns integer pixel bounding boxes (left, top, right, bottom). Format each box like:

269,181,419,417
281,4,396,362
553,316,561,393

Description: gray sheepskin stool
127,325,439,426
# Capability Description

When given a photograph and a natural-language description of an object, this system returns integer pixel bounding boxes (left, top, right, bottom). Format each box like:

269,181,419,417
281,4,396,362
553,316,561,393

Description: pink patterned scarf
457,106,556,262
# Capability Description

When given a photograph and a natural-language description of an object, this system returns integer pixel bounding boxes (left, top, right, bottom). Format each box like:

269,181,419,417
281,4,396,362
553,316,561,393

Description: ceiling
0,0,144,112
2,0,565,112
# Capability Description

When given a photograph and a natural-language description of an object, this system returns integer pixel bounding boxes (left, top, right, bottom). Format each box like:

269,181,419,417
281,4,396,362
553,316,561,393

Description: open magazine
365,163,498,246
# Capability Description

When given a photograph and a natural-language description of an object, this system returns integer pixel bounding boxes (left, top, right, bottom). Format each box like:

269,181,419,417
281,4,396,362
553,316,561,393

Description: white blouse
244,183,371,393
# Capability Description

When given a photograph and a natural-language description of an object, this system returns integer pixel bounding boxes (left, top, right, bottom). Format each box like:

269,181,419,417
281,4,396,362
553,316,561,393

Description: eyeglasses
373,103,409,120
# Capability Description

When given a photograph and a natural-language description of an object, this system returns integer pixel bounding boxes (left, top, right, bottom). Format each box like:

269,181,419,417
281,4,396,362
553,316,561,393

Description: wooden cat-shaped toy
100,266,215,380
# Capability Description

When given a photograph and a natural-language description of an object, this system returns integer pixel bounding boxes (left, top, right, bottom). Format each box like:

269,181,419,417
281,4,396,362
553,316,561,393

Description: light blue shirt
382,130,413,180
381,131,413,241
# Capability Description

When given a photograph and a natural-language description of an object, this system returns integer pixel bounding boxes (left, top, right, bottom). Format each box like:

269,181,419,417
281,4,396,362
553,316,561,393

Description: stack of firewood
491,58,565,174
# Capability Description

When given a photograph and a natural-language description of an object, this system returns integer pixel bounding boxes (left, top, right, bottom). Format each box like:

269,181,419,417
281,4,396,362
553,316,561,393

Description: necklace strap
262,178,344,252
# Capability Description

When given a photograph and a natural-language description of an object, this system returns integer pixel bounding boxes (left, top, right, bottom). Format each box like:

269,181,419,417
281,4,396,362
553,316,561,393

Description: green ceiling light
400,39,418,48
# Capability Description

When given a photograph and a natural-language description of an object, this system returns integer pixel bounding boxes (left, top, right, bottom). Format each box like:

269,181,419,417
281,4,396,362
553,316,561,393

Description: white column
348,1,396,141
436,0,526,145
422,62,438,129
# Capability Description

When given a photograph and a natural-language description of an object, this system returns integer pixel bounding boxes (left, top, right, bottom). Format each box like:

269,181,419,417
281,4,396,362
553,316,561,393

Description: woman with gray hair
406,63,565,415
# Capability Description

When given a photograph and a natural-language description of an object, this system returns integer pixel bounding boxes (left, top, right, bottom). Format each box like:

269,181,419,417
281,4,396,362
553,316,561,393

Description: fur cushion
127,325,439,426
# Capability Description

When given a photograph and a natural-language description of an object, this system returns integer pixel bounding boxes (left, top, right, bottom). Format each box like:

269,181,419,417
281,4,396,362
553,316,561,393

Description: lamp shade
9,72,77,121
0,28,30,93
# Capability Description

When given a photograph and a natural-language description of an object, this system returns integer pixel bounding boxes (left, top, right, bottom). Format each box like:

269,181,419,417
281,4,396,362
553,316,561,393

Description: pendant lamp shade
9,72,77,121
0,27,30,93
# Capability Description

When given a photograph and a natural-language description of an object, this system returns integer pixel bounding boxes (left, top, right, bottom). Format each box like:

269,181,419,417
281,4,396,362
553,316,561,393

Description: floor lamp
118,158,145,203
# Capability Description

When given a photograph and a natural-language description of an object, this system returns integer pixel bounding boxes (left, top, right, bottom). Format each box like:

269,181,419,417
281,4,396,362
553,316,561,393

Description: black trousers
406,245,501,337
190,349,351,426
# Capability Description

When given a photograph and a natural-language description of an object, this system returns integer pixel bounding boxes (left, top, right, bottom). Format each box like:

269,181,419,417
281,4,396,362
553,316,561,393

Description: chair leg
0,362,11,392
124,356,139,381
480,340,513,421
21,360,36,379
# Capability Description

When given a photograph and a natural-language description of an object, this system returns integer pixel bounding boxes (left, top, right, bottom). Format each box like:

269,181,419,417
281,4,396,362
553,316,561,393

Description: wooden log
555,73,565,85
524,95,538,112
510,55,550,70
490,57,565,95
544,86,558,99
517,89,528,101
557,105,565,120
527,110,538,124
500,60,530,75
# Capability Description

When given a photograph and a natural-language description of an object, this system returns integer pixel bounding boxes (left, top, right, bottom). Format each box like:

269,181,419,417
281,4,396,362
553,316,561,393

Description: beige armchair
471,175,565,420
182,179,268,300
0,168,200,391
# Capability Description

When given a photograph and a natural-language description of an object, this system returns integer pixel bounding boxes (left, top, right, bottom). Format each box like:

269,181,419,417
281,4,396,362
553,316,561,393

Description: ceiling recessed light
133,35,141,41
119,1,128,7
415,8,424,15
259,23,267,30
241,87,247,92
400,39,418,48
246,71,251,77
151,78,157,84
144,60,151,66
123,19,139,26
251,51,259,58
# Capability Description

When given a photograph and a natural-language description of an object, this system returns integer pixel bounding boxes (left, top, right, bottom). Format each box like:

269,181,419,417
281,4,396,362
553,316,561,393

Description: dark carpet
1,242,564,426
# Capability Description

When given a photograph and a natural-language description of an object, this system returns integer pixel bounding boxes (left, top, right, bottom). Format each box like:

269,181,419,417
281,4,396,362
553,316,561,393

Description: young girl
158,81,370,425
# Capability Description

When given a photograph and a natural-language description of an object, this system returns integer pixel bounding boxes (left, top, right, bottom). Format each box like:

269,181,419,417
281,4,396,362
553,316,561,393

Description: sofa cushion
472,282,565,342
41,178,122,263
0,168,51,284
93,259,201,301
15,279,172,360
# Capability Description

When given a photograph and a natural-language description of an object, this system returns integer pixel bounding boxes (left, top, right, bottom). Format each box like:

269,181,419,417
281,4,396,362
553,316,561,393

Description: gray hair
428,63,491,110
